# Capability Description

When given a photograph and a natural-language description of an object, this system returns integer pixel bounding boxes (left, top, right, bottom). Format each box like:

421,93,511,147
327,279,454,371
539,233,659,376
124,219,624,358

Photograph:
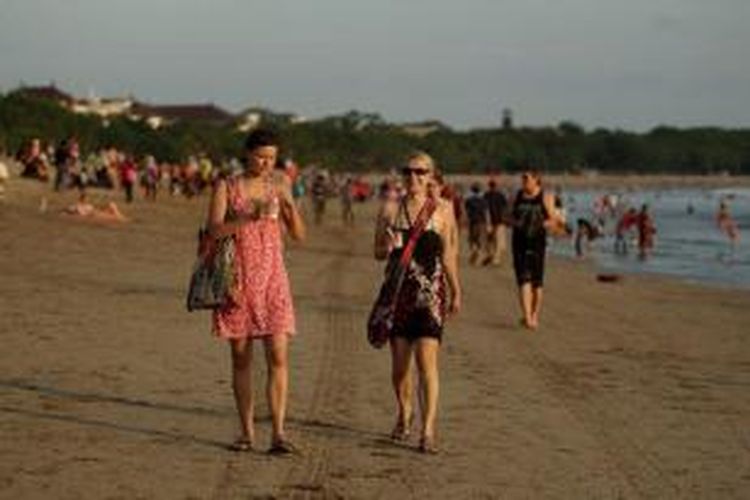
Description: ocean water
547,187,750,289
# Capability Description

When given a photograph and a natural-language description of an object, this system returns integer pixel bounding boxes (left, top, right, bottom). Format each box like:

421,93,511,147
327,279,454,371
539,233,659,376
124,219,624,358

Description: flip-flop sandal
419,436,439,455
228,438,254,452
390,415,414,442
268,438,297,455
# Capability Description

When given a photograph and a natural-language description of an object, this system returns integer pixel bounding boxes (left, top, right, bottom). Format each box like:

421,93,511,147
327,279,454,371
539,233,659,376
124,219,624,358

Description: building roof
16,84,74,105
131,103,234,124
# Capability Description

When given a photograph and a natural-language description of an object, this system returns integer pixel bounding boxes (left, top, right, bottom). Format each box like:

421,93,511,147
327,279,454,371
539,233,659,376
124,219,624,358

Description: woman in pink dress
208,129,305,453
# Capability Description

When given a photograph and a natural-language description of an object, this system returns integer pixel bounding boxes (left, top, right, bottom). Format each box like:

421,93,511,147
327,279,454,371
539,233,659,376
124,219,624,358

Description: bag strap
398,196,437,267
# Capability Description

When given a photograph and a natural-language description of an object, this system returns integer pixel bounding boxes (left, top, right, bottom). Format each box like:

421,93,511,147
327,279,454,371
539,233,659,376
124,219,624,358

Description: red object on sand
596,273,622,283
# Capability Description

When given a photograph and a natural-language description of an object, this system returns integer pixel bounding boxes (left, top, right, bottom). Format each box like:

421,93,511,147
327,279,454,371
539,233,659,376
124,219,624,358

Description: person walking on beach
340,176,355,226
53,138,73,191
311,172,328,225
483,179,508,266
637,204,656,259
464,182,489,265
208,129,305,454
510,170,565,330
374,152,461,454
120,155,138,203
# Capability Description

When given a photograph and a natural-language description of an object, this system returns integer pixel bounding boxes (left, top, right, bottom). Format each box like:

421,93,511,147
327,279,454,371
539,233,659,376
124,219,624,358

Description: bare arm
277,175,306,242
439,201,462,316
543,192,567,236
207,179,230,238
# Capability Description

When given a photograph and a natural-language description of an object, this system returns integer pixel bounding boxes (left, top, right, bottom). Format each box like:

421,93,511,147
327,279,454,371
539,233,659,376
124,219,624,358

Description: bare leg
494,224,506,264
530,286,544,328
518,283,534,329
230,338,254,441
389,337,415,435
415,338,440,444
264,335,289,443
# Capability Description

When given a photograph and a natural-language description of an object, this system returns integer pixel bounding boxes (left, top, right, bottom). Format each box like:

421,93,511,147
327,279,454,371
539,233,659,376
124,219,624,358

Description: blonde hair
406,151,436,172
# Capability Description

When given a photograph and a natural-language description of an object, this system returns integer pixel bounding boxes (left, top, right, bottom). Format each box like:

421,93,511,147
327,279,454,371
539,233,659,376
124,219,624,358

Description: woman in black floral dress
374,152,461,453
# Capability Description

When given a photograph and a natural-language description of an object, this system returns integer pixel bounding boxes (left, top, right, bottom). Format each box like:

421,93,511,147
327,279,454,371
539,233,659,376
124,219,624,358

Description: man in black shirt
464,183,488,265
483,179,508,265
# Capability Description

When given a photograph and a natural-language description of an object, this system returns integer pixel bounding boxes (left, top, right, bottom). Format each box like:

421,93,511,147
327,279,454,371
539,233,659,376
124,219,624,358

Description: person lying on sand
61,191,129,222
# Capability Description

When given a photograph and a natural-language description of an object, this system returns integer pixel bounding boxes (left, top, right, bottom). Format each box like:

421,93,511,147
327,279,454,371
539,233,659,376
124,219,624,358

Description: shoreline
447,173,750,190
550,252,750,293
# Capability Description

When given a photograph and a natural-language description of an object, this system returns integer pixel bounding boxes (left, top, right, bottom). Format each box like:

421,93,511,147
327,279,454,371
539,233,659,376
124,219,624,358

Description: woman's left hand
448,288,462,317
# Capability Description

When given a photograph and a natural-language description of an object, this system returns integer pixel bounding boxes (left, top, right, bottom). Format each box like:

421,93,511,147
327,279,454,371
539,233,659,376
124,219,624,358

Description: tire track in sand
277,227,360,499
211,239,348,500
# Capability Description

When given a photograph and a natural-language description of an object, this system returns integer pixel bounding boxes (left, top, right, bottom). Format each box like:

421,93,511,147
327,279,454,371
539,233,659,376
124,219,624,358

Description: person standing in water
716,200,740,246
510,170,565,330
208,129,305,454
614,207,638,255
374,152,461,454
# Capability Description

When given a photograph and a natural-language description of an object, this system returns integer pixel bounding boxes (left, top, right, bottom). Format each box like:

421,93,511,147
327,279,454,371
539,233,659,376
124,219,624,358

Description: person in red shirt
119,155,138,203
614,207,638,255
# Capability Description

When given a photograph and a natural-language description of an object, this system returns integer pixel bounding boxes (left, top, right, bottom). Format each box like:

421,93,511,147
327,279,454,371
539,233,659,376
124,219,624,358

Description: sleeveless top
387,199,447,339
212,176,295,339
512,190,548,251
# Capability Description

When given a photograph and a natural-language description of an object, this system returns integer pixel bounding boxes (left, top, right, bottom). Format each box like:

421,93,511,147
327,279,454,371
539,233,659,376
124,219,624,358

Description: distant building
14,83,74,107
71,96,134,118
130,103,234,129
236,107,307,131
399,120,449,137
237,109,263,132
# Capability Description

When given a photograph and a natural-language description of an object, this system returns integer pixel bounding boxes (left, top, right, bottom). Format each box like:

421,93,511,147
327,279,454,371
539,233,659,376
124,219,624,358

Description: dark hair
244,129,280,152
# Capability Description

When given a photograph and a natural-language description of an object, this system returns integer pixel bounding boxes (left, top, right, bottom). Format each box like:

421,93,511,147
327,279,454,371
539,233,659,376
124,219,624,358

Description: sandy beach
1,179,749,499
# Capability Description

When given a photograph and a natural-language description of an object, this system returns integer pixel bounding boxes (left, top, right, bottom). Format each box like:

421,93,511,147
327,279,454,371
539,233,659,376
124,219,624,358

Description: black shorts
512,247,546,287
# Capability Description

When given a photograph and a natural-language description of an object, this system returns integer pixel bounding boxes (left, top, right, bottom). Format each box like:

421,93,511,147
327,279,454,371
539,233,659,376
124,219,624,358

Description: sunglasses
401,167,431,177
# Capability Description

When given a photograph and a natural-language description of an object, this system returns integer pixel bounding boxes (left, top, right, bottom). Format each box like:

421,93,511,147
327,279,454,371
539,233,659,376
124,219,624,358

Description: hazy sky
1,0,748,130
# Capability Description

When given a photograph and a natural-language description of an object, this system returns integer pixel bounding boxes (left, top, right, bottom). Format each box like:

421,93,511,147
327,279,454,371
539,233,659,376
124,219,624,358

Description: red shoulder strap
399,197,437,266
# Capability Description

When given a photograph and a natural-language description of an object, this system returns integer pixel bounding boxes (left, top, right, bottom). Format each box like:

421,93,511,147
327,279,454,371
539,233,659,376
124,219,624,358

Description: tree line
1,92,748,174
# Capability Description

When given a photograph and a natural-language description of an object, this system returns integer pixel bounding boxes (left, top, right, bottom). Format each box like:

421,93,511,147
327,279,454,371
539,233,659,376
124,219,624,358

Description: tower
502,108,513,130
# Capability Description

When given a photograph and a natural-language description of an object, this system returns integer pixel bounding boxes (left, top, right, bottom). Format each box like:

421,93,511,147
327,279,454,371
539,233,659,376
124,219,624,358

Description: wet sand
1,180,749,499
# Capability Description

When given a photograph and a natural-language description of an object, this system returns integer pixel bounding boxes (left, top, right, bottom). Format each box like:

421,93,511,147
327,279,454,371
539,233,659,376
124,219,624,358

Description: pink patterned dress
213,177,296,340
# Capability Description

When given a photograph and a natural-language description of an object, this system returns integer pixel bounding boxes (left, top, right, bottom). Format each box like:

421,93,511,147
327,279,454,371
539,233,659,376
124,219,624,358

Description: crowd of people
569,190,740,261
15,136,233,202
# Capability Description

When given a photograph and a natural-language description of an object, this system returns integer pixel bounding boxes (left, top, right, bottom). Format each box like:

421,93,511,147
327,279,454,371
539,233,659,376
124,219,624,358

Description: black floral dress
387,202,447,341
